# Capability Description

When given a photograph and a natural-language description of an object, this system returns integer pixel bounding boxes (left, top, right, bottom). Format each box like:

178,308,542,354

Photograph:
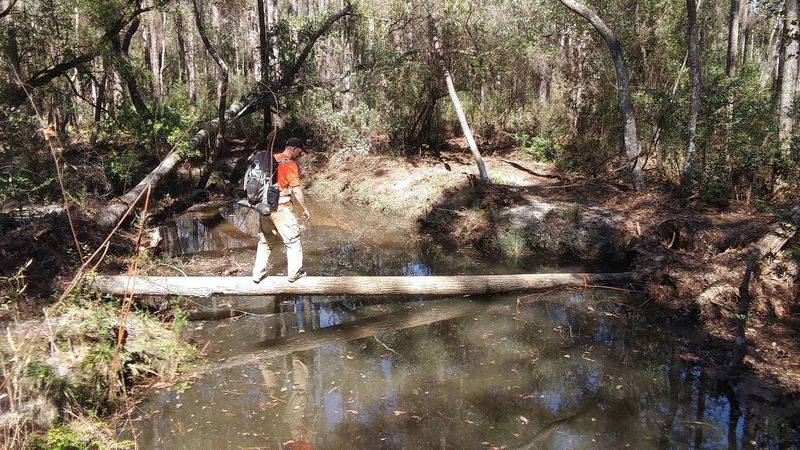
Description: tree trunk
558,0,644,191
726,0,741,77
91,272,635,297
175,10,188,83
193,0,229,152
109,12,150,117
257,0,271,134
682,0,702,192
147,11,162,100
427,14,490,183
740,0,750,64
186,7,197,103
778,0,799,162
90,73,107,147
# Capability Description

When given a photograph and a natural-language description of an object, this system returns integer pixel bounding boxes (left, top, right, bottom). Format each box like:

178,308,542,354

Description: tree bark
558,0,644,191
185,5,197,103
778,0,799,161
92,272,634,297
740,0,750,65
427,14,490,183
175,10,188,83
682,0,702,191
726,0,741,77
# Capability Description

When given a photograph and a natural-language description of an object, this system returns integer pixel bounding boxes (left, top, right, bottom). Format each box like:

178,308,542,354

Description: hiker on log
246,137,311,283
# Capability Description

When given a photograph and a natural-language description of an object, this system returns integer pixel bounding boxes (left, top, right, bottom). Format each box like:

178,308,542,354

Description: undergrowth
0,291,199,449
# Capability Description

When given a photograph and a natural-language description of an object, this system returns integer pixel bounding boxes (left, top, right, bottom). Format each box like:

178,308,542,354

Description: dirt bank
304,144,800,394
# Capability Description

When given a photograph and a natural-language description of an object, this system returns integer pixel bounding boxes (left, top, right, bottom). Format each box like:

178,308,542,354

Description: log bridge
92,272,634,297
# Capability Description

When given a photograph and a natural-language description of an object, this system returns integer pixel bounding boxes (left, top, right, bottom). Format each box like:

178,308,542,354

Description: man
252,137,311,283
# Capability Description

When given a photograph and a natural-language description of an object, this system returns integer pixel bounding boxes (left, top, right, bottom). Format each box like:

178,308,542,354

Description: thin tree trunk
778,0,799,162
90,73,107,147
192,0,229,152
186,7,197,103
427,14,490,183
109,10,150,117
175,11,188,83
147,11,162,100
257,0,271,134
740,0,750,64
682,0,702,192
558,0,644,191
726,0,741,76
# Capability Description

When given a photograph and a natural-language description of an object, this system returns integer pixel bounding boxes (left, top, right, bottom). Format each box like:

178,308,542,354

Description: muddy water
131,204,800,449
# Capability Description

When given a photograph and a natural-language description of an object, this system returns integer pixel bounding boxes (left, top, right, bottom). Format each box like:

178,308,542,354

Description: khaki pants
253,204,303,280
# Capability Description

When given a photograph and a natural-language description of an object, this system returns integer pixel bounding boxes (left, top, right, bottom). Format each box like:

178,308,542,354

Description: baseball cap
285,137,305,150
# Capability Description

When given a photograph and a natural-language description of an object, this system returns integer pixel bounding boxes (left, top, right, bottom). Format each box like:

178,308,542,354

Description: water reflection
130,292,799,449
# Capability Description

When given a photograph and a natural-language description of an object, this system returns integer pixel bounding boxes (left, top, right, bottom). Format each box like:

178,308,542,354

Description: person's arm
292,186,311,221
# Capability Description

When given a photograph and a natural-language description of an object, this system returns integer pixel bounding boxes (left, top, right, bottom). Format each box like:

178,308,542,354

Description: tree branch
0,0,18,20
277,3,353,88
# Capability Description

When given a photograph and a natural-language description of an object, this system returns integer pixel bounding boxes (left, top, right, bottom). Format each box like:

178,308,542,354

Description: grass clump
0,295,199,448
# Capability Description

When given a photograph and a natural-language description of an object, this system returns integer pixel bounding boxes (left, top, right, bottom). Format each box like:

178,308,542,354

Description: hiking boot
252,273,267,284
287,269,306,283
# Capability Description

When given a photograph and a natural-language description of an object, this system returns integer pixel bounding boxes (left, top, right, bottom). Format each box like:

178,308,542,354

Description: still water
130,204,800,449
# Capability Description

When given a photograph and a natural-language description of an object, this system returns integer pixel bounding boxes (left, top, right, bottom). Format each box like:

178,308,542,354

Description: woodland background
1,0,799,207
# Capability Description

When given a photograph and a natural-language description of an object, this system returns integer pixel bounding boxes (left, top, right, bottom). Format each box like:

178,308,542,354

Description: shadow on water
131,203,800,449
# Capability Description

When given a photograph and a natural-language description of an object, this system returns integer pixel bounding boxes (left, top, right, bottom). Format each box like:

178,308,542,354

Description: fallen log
91,272,633,297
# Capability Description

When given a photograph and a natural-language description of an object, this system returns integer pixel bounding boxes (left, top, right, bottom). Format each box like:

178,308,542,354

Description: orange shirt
275,151,301,195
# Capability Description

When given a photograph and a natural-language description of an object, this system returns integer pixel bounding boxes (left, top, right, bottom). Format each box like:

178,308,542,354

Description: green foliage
169,297,190,335
105,148,138,188
0,259,32,303
29,425,99,450
29,422,134,450
287,87,379,155
116,95,200,158
697,65,779,202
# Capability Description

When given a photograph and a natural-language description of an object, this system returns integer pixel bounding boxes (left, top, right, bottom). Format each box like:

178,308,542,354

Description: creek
127,203,799,449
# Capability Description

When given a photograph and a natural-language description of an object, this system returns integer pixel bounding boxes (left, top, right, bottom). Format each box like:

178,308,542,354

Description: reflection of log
210,299,501,372
92,272,634,297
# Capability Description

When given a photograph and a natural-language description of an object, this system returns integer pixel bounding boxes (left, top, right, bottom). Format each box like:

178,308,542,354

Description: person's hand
302,208,311,221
